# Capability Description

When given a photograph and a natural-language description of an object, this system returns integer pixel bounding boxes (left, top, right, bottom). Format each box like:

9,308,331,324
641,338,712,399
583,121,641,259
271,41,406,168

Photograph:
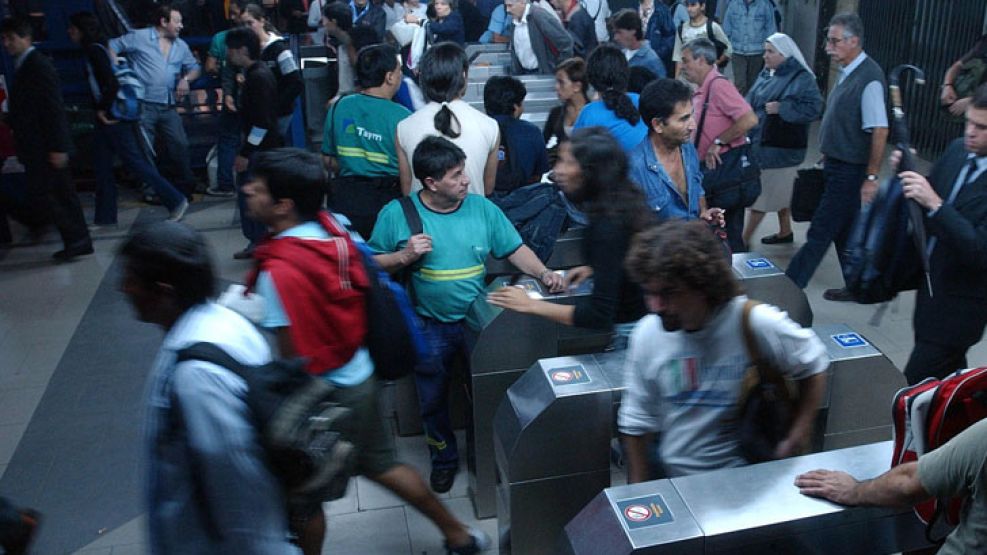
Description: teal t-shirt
369,193,522,323
208,30,228,62
322,93,411,177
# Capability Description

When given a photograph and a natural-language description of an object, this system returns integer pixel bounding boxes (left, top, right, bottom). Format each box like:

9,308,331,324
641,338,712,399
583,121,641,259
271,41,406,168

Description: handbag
696,77,761,210
758,70,809,149
790,167,824,222
736,300,798,463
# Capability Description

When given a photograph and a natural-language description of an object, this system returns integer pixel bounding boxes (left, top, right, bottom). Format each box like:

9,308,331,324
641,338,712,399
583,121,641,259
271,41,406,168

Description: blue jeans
785,158,866,288
93,121,186,223
139,102,196,195
216,110,241,192
490,183,567,261
414,317,476,470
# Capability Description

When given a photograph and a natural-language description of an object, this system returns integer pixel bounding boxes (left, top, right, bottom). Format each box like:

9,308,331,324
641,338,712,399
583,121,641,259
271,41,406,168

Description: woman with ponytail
572,43,648,151
396,42,499,195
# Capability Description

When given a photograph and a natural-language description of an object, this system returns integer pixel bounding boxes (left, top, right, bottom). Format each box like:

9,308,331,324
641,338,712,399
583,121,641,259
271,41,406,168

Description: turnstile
493,324,906,554
732,252,812,327
484,227,586,278
560,441,933,554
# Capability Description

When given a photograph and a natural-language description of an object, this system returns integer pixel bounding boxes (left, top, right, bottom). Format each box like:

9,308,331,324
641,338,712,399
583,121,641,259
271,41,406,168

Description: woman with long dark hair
572,44,648,151
241,3,302,139
67,11,187,224
543,57,588,163
396,42,499,195
489,127,653,340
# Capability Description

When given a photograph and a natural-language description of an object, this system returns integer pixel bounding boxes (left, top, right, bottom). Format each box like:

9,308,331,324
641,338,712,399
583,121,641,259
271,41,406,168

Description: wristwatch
866,174,879,182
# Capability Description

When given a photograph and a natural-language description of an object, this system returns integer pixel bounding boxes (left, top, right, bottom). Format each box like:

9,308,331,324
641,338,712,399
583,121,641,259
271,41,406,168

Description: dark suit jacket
8,49,72,167
914,138,987,347
509,7,574,75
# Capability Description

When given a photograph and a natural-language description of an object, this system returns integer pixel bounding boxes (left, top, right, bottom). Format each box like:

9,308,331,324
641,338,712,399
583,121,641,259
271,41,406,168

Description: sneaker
761,232,794,245
823,287,856,302
430,467,457,494
205,185,236,198
168,199,189,222
446,526,491,555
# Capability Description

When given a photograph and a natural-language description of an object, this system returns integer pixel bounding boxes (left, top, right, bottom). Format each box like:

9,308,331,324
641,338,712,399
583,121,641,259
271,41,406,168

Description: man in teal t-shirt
203,1,245,196
369,136,563,494
323,44,411,238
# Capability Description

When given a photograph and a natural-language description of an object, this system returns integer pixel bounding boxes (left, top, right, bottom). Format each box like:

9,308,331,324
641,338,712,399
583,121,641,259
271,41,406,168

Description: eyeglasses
825,36,846,45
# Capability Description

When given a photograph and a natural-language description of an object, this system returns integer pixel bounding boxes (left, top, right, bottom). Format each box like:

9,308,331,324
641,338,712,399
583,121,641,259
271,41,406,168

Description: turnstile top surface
600,478,705,549
592,350,627,394
539,356,615,398
670,441,894,538
812,323,883,361
732,251,784,278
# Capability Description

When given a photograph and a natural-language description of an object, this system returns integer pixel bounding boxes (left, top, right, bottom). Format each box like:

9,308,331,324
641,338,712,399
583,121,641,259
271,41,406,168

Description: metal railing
859,1,987,159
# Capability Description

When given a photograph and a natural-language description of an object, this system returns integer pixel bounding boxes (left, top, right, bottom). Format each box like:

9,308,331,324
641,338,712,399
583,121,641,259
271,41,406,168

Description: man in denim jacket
722,0,777,95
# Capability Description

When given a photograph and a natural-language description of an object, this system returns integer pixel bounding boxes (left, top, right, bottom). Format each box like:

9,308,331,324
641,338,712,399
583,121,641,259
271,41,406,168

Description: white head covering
766,32,814,78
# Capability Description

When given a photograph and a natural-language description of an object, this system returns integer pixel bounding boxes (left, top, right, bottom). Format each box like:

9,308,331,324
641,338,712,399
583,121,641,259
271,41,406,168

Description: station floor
1,173,985,554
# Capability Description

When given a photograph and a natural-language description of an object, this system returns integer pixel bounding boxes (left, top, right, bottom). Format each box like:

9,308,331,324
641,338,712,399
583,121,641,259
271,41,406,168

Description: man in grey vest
784,13,888,300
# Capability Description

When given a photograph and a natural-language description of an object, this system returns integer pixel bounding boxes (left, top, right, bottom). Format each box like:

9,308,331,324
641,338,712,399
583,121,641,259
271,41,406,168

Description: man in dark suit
1,17,92,260
898,83,987,384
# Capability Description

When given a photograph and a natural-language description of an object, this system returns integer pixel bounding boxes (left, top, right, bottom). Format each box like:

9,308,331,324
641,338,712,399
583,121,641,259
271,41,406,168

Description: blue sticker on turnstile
616,495,674,529
546,365,591,386
745,257,773,269
831,332,868,348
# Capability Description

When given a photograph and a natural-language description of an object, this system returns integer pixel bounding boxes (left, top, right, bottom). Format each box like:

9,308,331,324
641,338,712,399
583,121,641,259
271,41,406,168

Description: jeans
785,158,865,288
723,206,746,253
216,110,241,192
490,182,567,261
93,121,186,223
414,317,476,470
139,102,197,196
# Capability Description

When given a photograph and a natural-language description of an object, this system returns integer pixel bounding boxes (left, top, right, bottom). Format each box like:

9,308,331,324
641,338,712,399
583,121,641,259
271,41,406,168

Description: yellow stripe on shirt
337,146,391,164
419,264,485,282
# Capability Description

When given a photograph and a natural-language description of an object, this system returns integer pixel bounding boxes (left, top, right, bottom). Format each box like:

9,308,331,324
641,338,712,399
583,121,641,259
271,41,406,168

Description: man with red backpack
242,148,489,555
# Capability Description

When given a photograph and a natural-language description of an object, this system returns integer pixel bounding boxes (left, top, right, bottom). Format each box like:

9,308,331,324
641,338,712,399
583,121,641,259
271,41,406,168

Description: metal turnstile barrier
732,252,813,327
484,227,586,278
493,324,906,554
560,441,933,554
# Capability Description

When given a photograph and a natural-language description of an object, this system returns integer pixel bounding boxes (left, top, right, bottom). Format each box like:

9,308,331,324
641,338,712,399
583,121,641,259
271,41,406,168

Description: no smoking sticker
546,365,591,386
616,495,674,530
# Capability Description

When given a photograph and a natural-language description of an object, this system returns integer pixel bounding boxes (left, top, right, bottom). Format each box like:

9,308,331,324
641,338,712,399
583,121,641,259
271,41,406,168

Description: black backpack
843,176,920,304
174,343,355,502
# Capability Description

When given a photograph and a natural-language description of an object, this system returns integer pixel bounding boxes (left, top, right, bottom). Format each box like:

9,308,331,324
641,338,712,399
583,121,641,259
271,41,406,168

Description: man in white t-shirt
618,220,827,480
672,0,731,77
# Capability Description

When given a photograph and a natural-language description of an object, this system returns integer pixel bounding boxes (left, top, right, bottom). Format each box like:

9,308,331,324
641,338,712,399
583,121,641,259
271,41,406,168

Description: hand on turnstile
541,270,565,293
563,265,593,289
488,285,537,312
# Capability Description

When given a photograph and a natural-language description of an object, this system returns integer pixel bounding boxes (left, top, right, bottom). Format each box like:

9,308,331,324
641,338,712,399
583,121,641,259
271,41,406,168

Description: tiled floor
1,161,985,554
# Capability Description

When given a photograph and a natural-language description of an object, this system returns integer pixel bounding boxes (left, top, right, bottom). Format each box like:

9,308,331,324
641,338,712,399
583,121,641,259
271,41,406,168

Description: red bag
890,367,987,538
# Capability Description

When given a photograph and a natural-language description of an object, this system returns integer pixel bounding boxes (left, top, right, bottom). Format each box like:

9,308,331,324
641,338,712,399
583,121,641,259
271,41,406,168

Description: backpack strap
175,342,250,382
399,196,423,235
740,300,784,385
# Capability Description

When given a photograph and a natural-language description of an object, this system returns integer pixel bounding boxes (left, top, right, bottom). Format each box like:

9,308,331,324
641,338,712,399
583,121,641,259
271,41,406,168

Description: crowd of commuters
2,1,987,553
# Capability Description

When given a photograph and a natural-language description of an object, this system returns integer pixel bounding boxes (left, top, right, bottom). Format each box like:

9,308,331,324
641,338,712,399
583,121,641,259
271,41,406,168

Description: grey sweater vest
819,54,886,165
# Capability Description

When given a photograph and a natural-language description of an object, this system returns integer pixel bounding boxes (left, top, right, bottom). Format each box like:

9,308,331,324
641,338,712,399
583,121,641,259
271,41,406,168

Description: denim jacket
722,0,777,55
629,137,704,221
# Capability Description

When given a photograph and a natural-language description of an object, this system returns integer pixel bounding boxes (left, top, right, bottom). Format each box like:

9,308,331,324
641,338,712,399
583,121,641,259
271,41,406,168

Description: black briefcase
790,168,824,222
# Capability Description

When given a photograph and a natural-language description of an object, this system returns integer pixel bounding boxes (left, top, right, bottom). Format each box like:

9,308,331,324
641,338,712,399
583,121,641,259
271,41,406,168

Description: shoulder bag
696,78,761,210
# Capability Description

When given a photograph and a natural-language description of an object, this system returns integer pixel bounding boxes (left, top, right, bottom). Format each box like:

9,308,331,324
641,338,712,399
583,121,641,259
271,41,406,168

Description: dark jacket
509,7,574,75
260,37,303,117
572,217,647,330
8,49,72,166
354,3,387,41
567,7,597,59
914,138,987,347
239,61,283,156
430,10,466,45
746,57,823,169
83,43,119,114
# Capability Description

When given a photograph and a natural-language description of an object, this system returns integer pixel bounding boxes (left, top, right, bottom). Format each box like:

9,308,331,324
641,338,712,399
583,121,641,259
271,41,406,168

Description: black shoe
446,526,491,555
2,508,40,555
53,243,94,262
823,287,856,302
761,232,794,244
430,467,457,494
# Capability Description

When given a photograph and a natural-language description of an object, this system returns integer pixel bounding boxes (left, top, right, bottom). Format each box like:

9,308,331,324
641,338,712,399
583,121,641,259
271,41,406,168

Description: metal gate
859,0,987,158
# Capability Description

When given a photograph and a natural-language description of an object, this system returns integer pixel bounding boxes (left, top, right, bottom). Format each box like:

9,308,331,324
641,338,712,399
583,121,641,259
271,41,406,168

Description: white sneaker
168,199,189,222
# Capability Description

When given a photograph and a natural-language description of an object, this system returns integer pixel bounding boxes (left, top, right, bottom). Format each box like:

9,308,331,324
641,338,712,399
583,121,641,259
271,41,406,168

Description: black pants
328,175,400,240
23,159,91,249
904,341,969,385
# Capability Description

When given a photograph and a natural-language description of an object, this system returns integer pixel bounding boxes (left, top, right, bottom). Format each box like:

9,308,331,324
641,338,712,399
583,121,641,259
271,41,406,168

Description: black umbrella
888,64,933,297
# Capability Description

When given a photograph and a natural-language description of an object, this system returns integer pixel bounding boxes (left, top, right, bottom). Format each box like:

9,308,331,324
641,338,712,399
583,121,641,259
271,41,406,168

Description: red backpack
890,367,987,538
